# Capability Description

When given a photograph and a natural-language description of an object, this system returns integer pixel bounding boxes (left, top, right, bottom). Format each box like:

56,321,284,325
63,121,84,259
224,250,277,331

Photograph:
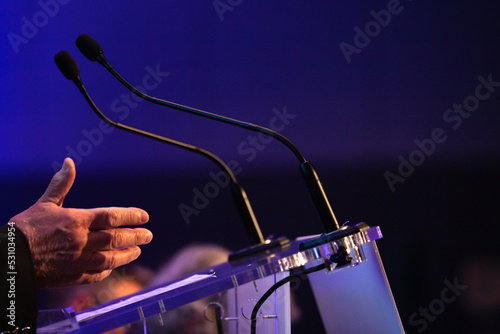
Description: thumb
38,158,76,206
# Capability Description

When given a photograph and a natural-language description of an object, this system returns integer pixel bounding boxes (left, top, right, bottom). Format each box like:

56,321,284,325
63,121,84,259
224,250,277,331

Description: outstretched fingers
88,207,150,230
85,246,142,273
86,228,153,251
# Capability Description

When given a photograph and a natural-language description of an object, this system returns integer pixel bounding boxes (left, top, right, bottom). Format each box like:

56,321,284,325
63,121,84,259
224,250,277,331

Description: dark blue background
1,1,500,333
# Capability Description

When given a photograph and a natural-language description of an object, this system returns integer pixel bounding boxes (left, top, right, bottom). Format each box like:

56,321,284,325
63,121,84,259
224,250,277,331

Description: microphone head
54,51,80,81
76,34,103,62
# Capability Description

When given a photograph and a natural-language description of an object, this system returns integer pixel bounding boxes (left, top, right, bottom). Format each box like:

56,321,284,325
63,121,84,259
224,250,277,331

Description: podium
37,223,404,333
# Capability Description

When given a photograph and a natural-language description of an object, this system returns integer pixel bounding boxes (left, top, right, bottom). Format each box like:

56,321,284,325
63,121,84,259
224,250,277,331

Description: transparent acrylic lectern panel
308,241,405,333
37,224,401,334
127,273,290,334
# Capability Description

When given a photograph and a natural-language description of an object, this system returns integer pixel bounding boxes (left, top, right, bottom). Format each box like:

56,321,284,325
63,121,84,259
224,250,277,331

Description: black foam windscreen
75,34,103,62
54,51,80,80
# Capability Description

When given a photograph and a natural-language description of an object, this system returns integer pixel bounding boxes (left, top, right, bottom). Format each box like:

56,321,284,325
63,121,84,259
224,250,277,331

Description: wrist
8,217,47,286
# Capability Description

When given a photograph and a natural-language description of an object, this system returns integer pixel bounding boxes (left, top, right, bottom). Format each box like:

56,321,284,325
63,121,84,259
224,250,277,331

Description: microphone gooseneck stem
300,161,339,231
95,54,339,231
72,77,265,245
95,54,306,163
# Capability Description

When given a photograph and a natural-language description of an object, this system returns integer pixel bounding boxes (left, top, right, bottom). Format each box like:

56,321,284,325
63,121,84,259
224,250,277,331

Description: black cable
215,303,224,334
250,262,328,334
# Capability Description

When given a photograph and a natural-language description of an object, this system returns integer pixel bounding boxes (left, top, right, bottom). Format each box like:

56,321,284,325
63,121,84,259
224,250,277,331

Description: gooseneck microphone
54,50,265,246
75,34,340,232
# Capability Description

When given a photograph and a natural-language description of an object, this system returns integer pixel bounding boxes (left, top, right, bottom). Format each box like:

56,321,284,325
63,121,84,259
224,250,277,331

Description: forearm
0,223,38,333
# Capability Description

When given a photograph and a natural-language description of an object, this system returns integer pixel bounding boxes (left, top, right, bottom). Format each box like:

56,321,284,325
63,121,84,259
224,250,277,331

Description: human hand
11,158,153,289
